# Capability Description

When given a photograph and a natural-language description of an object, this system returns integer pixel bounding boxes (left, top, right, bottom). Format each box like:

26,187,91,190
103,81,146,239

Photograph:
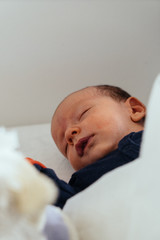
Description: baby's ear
125,97,146,123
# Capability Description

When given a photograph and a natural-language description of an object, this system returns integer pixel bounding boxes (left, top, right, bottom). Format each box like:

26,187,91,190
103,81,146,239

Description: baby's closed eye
79,108,91,120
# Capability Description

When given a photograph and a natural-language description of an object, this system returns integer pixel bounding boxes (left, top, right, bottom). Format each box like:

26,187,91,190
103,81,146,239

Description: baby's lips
75,144,84,157
75,135,93,157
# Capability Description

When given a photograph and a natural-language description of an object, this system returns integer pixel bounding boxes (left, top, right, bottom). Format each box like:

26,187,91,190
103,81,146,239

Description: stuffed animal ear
13,162,58,229
17,170,58,212
0,128,58,231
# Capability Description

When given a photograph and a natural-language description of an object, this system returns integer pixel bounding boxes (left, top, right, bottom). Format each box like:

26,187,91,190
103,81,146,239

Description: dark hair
93,85,131,102
93,85,145,123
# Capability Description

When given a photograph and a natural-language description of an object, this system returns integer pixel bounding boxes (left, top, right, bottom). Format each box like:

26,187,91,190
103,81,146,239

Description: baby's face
51,87,140,170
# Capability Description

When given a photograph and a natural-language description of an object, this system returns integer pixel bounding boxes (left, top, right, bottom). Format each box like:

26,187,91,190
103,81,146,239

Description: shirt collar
118,130,143,159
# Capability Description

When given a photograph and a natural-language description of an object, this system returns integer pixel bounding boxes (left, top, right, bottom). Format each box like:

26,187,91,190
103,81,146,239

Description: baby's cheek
68,150,77,168
94,119,110,130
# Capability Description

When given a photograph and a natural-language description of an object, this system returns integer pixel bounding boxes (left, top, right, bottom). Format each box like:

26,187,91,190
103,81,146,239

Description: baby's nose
65,127,80,145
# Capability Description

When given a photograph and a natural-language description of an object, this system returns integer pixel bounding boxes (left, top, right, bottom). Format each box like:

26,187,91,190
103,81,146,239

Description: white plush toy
0,128,78,240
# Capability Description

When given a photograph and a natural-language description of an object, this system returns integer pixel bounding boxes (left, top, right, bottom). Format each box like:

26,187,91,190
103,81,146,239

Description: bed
8,74,160,240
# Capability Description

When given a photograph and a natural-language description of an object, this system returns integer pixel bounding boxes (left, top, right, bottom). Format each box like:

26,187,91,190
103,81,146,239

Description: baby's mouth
75,135,93,157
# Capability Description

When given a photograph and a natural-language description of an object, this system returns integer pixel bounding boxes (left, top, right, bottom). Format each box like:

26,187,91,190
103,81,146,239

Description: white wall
0,0,160,127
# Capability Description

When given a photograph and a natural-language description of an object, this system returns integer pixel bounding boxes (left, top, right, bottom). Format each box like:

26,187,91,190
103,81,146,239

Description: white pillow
63,74,160,240
12,123,75,182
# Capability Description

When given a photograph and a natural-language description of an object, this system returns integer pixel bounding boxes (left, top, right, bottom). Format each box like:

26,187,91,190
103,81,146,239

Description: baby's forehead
56,87,97,112
63,86,97,101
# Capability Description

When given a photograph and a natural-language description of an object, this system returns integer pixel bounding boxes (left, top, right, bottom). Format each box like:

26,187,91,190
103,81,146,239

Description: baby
34,85,146,208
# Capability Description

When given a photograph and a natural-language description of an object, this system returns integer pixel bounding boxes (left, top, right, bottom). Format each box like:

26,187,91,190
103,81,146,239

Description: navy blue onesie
34,131,143,208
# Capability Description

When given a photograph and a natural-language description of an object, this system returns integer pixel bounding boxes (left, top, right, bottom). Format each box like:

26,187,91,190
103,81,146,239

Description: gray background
0,0,160,127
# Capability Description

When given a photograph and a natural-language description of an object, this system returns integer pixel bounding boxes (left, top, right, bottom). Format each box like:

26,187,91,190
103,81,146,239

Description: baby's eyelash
79,108,90,119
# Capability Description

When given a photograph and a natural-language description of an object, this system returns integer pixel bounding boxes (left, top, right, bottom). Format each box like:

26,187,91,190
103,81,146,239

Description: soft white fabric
127,74,160,239
13,124,75,182
64,160,139,240
63,74,160,240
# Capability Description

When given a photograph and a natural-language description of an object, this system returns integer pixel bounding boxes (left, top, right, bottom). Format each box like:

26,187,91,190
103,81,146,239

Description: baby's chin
71,143,118,170
72,155,101,171
94,142,118,158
